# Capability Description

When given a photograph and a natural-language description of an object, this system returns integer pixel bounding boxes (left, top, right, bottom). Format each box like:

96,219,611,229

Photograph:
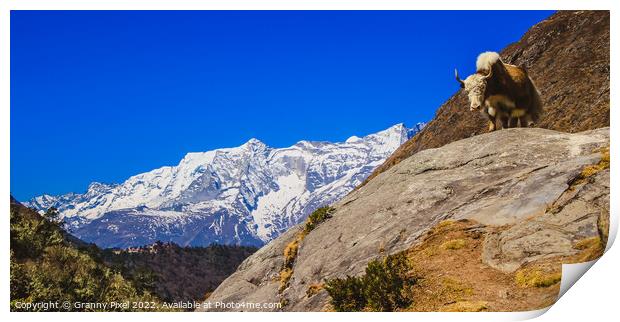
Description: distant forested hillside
10,197,161,311
10,196,256,311
101,243,256,302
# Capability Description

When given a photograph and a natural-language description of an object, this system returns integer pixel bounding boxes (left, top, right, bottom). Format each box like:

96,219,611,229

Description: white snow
25,122,426,246
252,172,306,240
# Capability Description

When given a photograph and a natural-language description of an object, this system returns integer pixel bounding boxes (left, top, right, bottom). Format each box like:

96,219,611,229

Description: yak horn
455,69,465,87
483,66,493,79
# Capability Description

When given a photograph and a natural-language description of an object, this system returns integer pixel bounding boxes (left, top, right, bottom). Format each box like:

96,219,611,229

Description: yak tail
528,75,544,123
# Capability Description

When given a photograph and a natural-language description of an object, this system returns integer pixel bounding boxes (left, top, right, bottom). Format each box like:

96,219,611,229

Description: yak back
484,60,543,122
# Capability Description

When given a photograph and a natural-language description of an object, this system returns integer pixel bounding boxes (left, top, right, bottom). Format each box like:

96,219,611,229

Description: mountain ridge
25,122,425,248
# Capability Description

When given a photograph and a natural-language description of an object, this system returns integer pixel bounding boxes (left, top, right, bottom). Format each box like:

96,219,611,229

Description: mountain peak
390,122,406,130
367,123,406,138
87,182,110,189
245,137,264,145
25,122,426,248
238,138,269,155
345,136,362,143
363,123,425,148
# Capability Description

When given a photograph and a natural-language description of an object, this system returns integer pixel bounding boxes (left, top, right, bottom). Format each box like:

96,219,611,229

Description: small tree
132,267,158,293
363,253,415,311
324,275,366,312
324,253,416,312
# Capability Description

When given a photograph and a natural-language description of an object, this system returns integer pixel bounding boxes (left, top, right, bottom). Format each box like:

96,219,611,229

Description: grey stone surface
200,127,609,312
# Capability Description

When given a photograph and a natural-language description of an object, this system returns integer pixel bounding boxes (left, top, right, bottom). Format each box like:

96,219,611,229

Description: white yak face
462,74,487,111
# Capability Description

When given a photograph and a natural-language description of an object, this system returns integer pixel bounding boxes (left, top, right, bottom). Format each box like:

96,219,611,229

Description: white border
1,1,617,321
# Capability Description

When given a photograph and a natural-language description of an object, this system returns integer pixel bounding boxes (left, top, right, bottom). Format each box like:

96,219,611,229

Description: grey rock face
201,127,609,311
482,167,609,272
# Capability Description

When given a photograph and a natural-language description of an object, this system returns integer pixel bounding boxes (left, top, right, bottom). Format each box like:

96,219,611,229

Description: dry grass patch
574,236,601,250
436,220,456,229
441,277,474,298
572,146,610,186
441,239,466,250
442,301,488,312
403,219,560,312
279,268,293,293
306,283,324,297
568,236,604,263
515,268,562,288
283,238,300,268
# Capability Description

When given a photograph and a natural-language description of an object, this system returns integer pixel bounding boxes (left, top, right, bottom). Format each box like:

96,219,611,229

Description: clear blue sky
11,10,554,200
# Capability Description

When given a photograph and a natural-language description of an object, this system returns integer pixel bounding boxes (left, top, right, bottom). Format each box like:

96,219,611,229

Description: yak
455,52,543,131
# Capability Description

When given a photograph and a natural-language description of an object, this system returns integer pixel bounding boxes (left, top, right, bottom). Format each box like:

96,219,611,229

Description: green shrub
10,207,63,259
324,275,366,312
304,206,334,233
325,252,415,312
363,253,415,311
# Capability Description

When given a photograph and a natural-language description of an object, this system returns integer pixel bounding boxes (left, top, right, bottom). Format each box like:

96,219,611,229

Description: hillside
361,11,609,188
10,197,255,310
10,198,161,311
202,127,609,311
102,243,256,302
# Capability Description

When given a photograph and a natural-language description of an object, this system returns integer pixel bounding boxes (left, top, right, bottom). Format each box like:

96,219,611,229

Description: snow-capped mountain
25,123,425,248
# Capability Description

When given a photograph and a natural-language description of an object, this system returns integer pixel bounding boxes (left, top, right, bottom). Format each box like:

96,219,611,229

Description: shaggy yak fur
455,51,543,131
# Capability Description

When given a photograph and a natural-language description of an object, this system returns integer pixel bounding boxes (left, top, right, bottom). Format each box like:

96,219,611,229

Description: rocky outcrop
202,127,609,311
361,11,609,188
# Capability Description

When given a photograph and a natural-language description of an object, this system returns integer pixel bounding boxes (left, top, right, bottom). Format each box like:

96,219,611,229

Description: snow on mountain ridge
25,123,425,248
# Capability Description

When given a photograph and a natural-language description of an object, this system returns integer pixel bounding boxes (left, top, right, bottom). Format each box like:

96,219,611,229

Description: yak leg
496,110,510,129
507,116,518,128
483,107,497,132
500,116,510,129
488,120,496,132
510,109,527,128
515,111,534,128
523,113,534,127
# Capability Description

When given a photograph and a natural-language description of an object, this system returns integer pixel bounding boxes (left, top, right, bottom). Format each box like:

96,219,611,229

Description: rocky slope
361,11,609,188
25,123,424,248
202,127,609,311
